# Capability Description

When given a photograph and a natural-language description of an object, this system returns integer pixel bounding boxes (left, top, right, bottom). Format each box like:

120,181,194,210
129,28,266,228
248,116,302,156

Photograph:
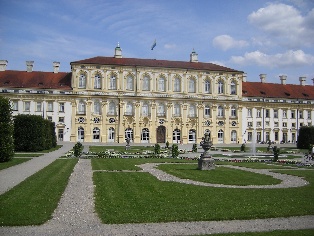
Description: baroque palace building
0,44,313,144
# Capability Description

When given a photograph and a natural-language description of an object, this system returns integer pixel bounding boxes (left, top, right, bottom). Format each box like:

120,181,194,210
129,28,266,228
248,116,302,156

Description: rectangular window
248,132,252,141
24,101,30,111
275,132,278,141
58,117,64,123
204,107,211,117
256,121,261,127
292,123,296,128
59,103,65,112
308,111,311,119
247,109,252,117
283,110,287,118
47,102,53,112
47,116,52,121
265,109,270,118
274,122,278,127
274,109,278,118
248,122,252,127
256,109,261,118
36,102,42,112
266,121,270,126
299,110,303,119
283,122,287,127
291,110,295,119
12,101,18,111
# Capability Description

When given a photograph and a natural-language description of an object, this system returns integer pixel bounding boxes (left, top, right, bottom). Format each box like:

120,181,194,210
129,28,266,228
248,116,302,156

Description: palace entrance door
156,126,166,143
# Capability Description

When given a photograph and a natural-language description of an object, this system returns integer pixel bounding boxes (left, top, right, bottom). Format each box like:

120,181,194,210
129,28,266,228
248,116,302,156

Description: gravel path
1,145,314,235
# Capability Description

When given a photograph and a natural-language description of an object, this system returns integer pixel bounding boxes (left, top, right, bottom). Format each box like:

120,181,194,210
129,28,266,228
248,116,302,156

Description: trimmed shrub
0,97,14,162
297,126,314,149
172,144,179,158
14,115,56,152
154,143,161,154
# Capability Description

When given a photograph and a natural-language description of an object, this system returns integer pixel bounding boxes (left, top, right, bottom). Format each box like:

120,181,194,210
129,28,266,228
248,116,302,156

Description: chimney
242,73,247,82
190,49,198,62
299,76,306,86
259,74,266,83
114,42,122,58
0,60,8,71
53,61,60,73
26,61,34,72
279,75,287,85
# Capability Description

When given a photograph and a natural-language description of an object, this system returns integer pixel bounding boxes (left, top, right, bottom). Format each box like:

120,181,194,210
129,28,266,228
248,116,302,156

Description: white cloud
164,43,177,49
231,50,314,68
212,35,248,51
248,3,314,47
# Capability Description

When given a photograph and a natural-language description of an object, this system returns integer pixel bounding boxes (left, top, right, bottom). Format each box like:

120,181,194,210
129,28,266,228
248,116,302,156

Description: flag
151,39,156,50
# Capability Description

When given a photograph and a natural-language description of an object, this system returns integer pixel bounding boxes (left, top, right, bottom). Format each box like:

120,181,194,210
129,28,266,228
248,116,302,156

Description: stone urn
198,132,215,170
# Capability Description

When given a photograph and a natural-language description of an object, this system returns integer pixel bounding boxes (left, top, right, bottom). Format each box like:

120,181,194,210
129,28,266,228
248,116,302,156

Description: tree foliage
0,97,14,162
14,114,57,152
297,126,314,149
172,144,179,158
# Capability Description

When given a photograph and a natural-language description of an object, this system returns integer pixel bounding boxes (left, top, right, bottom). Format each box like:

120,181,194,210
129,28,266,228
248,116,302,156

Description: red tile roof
0,70,72,90
71,56,242,73
242,81,314,100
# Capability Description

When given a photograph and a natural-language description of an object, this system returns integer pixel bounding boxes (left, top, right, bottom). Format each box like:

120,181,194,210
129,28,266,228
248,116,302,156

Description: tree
154,143,161,154
172,144,179,158
73,142,83,157
273,146,280,162
0,97,14,162
297,126,314,149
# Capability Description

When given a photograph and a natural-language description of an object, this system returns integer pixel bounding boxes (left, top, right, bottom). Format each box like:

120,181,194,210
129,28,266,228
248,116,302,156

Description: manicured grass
157,164,281,185
214,161,297,169
206,229,314,236
0,158,31,170
92,158,192,171
14,153,43,157
93,159,314,224
0,159,78,226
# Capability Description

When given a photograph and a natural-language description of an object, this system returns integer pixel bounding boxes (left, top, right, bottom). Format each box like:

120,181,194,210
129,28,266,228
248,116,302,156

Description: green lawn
206,229,314,236
93,159,314,224
90,145,156,153
0,158,31,170
14,145,62,153
0,159,78,226
157,164,281,185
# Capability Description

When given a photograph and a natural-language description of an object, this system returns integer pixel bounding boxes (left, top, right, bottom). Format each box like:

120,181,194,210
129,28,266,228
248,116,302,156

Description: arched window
108,127,115,142
173,128,181,143
109,74,117,90
189,78,196,93
189,104,196,118
231,130,237,143
142,102,149,117
78,127,84,142
126,75,134,90
188,129,196,143
141,128,149,143
94,100,101,115
94,74,101,89
125,102,133,115
218,106,224,117
125,128,133,141
218,80,224,94
205,79,211,93
79,74,86,88
157,103,165,117
174,104,181,116
231,106,237,117
158,77,166,91
204,105,211,117
93,127,100,142
78,101,86,114
142,76,150,91
230,81,237,95
174,78,181,92
108,101,116,115
218,129,224,143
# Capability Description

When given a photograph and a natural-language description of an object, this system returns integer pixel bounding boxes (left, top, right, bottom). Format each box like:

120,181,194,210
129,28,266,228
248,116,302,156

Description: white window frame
126,76,134,90
79,74,86,88
174,78,181,92
94,74,101,89
142,76,150,91
205,80,211,93
158,77,165,92
109,75,117,90
188,79,196,93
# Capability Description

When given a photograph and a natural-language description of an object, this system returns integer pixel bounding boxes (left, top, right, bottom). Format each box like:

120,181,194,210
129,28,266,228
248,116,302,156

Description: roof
0,70,72,90
71,56,242,73
242,81,314,100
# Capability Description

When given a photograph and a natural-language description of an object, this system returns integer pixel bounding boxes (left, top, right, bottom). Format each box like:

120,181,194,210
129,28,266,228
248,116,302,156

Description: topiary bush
154,143,161,154
172,144,179,158
0,97,14,162
73,142,83,157
297,126,314,149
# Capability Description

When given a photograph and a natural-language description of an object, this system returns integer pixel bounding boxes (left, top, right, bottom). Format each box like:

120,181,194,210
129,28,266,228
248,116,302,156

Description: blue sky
0,0,313,85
